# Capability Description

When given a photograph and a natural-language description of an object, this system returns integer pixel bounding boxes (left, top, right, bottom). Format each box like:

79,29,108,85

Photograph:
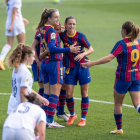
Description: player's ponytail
122,21,140,41
6,43,33,70
35,8,58,32
5,0,8,4
25,93,42,106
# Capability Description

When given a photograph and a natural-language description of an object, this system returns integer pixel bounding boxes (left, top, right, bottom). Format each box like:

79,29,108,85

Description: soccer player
0,0,29,70
2,93,46,140
31,31,44,97
82,21,140,134
6,43,49,115
54,24,70,122
59,16,94,127
37,8,80,128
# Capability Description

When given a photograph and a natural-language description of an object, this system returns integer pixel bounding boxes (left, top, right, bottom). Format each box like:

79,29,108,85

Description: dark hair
25,93,42,106
122,21,140,40
36,8,58,31
6,43,33,69
65,16,76,24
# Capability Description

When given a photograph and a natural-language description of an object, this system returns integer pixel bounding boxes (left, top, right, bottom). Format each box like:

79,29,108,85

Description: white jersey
7,63,33,114
5,0,24,30
4,102,46,134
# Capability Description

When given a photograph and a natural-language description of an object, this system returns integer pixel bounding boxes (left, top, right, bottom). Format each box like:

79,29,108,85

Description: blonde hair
6,43,33,70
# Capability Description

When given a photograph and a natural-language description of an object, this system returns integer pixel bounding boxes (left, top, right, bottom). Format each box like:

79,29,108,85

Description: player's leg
129,80,140,112
65,84,77,125
0,36,14,70
78,83,89,127
17,32,25,44
77,67,91,126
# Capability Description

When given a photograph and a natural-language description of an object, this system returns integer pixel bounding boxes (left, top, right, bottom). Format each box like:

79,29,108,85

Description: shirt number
131,49,139,67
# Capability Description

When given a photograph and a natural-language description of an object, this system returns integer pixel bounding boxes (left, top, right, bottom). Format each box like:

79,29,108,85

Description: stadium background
0,0,140,139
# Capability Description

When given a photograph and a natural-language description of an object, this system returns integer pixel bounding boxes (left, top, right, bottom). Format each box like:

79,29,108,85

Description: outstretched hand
70,43,81,53
40,97,49,106
23,18,29,25
81,60,93,68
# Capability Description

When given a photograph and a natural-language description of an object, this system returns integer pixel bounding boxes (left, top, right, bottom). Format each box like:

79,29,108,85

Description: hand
70,43,80,53
40,97,49,106
74,53,85,61
8,26,13,32
81,60,93,68
36,61,41,68
23,18,29,25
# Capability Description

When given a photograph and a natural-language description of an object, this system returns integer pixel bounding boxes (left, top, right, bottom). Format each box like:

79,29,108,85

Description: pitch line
0,93,134,108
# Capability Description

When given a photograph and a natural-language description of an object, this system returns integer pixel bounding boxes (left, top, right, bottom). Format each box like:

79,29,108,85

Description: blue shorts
65,67,91,85
32,61,43,83
114,79,140,94
41,61,63,85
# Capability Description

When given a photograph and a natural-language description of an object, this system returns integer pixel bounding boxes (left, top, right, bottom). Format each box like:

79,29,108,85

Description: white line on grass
0,93,134,108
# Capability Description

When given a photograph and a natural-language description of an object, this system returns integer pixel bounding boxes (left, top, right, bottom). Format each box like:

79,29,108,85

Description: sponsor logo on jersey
51,33,55,40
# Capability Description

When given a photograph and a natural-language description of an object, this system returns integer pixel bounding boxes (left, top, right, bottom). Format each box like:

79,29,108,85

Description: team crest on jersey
26,78,29,82
51,33,55,40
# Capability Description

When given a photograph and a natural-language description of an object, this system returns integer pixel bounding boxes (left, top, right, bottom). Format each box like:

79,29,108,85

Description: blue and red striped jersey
34,31,41,62
110,37,140,81
60,30,91,68
41,24,62,63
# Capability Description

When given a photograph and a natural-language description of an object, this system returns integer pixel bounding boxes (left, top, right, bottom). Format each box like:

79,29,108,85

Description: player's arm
31,39,40,67
20,87,27,102
81,53,115,68
8,7,17,32
31,89,49,106
74,46,94,61
38,121,46,140
23,18,29,25
39,47,49,60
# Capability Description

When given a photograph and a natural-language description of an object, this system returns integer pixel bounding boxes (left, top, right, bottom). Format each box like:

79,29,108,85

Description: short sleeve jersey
6,0,24,30
7,63,33,114
40,24,62,63
60,30,91,68
110,38,140,81
4,102,46,134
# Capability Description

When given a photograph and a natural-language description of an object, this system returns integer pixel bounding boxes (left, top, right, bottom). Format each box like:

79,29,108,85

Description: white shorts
5,24,25,36
2,127,35,140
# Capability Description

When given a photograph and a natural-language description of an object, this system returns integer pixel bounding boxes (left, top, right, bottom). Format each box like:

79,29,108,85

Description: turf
0,0,140,139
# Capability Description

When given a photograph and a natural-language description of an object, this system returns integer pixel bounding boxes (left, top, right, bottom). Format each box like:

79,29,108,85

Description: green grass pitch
0,0,140,139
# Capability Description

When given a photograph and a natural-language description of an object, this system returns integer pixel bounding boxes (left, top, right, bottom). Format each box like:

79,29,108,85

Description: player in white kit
2,93,46,140
0,0,29,70
6,43,49,115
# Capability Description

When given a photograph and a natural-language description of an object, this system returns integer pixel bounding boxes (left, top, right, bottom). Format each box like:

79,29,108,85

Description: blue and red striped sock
58,89,66,114
42,94,50,118
114,114,122,130
38,88,44,96
81,96,89,119
47,94,58,123
66,97,75,116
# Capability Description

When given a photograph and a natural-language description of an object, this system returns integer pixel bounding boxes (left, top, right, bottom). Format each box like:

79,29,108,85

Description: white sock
136,104,140,113
0,44,11,62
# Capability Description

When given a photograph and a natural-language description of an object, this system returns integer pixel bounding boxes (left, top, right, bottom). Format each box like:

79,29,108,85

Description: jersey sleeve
110,41,123,57
13,0,21,9
36,108,46,124
81,33,91,49
46,29,56,44
34,32,40,42
20,72,31,88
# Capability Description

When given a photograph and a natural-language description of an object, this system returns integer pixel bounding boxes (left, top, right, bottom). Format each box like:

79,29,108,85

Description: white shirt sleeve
20,73,30,88
36,109,46,124
13,0,21,9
